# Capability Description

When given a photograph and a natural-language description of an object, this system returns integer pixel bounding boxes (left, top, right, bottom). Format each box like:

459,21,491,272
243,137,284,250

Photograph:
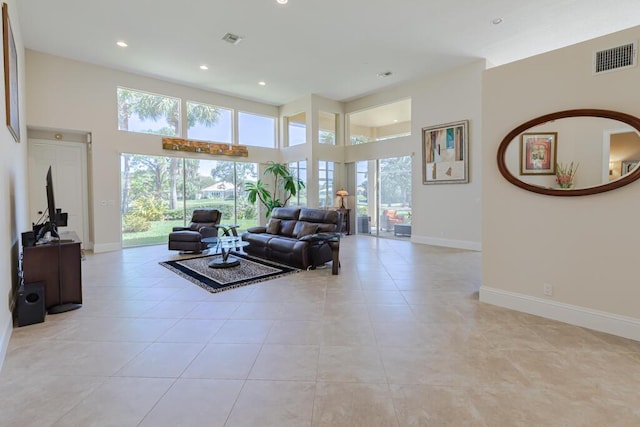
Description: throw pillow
280,220,296,236
266,218,281,234
297,222,318,238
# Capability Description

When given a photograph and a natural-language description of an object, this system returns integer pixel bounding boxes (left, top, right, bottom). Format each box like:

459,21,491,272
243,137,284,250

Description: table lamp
336,189,349,209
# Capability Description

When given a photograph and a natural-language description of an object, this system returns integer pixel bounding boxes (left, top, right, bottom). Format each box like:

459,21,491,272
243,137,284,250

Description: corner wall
0,0,28,370
481,26,640,339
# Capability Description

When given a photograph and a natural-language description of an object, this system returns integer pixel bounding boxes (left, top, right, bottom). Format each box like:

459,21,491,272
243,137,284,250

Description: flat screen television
45,166,58,237
34,166,67,241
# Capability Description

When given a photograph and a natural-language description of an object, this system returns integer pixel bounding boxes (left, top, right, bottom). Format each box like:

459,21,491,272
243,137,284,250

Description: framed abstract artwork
2,2,19,142
422,120,469,184
520,132,557,175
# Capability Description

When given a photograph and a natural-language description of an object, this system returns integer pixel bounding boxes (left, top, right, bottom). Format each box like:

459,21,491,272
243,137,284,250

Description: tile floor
1,236,640,426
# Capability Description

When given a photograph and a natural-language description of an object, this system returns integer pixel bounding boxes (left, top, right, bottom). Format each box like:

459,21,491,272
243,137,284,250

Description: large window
121,153,258,247
239,112,276,148
318,160,334,208
117,88,278,148
186,101,232,143
288,161,307,207
117,87,181,136
348,98,411,144
120,154,185,246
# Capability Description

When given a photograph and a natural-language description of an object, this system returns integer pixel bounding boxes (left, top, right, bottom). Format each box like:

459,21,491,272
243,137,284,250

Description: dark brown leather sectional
168,209,221,253
242,207,339,270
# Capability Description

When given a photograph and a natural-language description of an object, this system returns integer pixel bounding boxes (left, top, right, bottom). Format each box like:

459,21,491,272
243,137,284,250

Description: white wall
481,26,640,339
26,51,281,252
345,61,485,250
0,0,28,370
27,51,485,253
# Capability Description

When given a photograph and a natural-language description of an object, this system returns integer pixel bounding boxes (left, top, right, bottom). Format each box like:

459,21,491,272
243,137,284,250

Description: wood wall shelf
162,138,248,157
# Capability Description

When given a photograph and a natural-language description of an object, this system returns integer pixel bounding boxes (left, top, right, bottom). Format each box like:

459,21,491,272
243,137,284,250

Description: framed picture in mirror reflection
621,160,639,175
520,132,557,175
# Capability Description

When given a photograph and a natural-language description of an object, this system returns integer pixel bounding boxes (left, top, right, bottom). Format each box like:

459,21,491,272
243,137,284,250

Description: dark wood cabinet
22,240,82,309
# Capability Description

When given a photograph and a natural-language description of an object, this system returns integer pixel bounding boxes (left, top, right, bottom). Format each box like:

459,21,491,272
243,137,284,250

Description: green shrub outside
132,195,165,221
122,214,151,233
122,196,259,248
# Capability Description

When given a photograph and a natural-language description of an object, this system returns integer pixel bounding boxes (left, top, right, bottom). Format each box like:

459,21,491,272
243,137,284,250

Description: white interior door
28,139,89,244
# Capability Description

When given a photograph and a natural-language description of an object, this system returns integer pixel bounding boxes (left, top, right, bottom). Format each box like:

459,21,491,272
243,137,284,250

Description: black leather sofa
242,207,339,270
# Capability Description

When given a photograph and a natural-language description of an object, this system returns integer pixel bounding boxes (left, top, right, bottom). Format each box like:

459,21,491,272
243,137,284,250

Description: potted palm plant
245,162,305,217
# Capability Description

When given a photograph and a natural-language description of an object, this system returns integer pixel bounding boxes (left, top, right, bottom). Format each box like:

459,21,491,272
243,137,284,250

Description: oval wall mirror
497,109,640,196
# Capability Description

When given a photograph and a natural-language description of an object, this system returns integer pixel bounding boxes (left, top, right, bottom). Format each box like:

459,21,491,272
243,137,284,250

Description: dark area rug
160,252,299,293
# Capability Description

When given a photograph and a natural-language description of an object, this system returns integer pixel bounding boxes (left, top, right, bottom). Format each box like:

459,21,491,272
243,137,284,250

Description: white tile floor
1,236,640,426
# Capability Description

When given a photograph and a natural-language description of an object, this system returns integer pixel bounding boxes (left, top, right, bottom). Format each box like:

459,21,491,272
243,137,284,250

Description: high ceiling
16,0,640,106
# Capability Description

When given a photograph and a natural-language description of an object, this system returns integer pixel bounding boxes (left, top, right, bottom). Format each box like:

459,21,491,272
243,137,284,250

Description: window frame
185,100,234,144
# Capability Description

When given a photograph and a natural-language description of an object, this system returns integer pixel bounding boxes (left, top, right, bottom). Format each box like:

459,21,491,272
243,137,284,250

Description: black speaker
21,231,35,247
16,282,46,327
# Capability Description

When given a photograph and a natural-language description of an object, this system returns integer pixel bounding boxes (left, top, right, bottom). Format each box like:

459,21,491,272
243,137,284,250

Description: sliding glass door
354,156,412,239
121,153,258,247
379,156,412,238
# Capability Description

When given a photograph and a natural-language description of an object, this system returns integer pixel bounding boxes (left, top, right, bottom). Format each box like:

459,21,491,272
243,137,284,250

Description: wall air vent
593,41,637,74
222,33,243,45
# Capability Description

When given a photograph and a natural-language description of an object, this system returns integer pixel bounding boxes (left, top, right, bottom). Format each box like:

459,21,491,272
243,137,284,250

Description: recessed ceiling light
492,17,503,25
258,81,267,86
200,65,209,70
277,0,288,4
116,41,128,47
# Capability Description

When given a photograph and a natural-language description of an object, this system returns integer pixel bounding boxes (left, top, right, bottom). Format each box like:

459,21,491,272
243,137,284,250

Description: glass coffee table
201,236,249,268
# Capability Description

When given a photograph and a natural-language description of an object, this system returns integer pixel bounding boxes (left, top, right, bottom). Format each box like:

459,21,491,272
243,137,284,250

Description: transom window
186,101,232,143
117,87,181,136
319,111,337,145
117,87,276,146
286,112,306,146
239,112,276,148
348,98,411,145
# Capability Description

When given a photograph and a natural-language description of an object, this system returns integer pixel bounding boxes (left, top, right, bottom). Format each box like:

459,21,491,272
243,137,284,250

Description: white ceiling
16,0,640,106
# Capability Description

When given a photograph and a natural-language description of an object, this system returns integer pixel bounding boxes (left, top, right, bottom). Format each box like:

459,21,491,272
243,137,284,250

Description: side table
394,223,412,237
336,208,351,235
307,233,341,275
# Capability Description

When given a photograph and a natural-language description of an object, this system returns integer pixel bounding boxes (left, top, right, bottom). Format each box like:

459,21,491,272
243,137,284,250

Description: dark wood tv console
22,231,82,311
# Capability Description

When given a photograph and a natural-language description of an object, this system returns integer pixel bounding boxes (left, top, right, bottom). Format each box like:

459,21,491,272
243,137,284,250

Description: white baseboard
92,242,121,253
412,235,481,251
0,317,12,372
480,285,640,341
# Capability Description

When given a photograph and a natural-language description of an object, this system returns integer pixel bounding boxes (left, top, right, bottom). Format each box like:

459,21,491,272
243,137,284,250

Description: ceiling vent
593,41,637,74
222,33,243,45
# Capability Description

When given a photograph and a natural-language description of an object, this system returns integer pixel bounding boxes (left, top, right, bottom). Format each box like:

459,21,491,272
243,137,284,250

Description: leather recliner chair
168,209,222,253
